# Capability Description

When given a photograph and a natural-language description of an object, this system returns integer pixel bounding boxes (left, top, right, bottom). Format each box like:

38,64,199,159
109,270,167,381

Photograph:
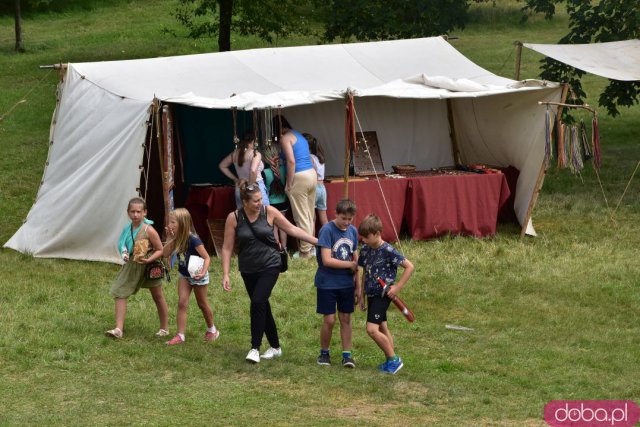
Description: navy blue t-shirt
177,234,204,277
314,221,358,289
358,242,405,297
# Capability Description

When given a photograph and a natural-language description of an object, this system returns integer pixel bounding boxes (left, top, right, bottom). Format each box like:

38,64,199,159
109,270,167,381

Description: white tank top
234,149,264,182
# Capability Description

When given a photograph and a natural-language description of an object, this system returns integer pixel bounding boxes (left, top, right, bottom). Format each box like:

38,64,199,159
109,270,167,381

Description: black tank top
236,207,280,274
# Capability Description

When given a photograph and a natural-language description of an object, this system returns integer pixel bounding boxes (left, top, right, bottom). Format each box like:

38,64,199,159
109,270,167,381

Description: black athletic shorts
367,294,392,324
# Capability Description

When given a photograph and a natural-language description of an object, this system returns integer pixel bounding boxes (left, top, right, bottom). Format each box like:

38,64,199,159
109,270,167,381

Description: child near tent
305,133,328,229
263,152,290,252
163,208,219,345
357,214,414,374
105,197,169,339
314,199,359,367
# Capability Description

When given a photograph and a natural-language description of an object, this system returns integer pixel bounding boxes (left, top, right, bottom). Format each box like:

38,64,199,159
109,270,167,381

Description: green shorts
109,261,162,299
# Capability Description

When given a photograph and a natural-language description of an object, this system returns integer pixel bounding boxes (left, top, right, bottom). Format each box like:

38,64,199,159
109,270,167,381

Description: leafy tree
171,0,310,52
521,0,640,116
315,0,470,42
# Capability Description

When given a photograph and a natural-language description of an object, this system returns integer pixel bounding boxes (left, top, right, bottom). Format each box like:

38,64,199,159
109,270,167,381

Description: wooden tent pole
343,93,355,198
446,99,462,166
519,83,570,238
161,104,175,228
514,41,523,80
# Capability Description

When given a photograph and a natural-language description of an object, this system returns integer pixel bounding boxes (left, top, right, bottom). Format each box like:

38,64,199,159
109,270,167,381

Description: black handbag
242,208,288,273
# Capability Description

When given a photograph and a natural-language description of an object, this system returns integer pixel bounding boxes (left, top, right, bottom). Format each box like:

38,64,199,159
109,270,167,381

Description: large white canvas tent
5,36,562,263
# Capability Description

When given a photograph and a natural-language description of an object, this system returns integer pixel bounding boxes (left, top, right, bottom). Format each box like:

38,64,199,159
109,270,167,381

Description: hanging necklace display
232,107,239,147
252,109,259,152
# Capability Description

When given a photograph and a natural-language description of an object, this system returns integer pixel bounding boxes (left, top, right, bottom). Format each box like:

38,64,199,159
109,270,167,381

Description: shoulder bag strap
242,208,278,250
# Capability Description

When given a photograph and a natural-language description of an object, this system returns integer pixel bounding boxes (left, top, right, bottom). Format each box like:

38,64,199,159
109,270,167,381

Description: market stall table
324,172,511,241
185,171,511,249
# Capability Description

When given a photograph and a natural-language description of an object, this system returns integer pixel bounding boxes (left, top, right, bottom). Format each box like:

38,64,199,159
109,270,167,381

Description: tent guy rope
351,100,404,255
0,68,53,123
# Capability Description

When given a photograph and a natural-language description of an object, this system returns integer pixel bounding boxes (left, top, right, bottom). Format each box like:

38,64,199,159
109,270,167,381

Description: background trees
170,0,311,52
522,0,640,116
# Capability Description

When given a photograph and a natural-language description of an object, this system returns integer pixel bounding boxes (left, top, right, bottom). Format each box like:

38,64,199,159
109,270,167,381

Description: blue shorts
367,295,392,324
315,183,327,211
316,287,354,315
179,271,209,286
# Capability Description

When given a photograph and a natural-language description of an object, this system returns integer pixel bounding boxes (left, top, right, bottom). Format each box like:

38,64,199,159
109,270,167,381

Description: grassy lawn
1,1,639,425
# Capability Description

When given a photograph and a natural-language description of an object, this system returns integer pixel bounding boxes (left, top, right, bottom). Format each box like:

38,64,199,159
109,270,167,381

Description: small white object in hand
187,255,205,277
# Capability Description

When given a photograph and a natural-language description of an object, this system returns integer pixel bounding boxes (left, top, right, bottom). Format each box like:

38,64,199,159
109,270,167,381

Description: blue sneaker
381,357,403,374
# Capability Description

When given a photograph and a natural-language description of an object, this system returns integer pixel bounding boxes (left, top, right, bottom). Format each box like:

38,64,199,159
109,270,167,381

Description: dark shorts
367,295,392,324
316,287,355,315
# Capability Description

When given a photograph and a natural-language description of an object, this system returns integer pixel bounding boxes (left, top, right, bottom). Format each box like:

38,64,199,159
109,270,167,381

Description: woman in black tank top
221,180,318,363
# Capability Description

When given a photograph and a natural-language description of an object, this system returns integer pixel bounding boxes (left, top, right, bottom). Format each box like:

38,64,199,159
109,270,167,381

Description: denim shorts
179,271,210,286
315,183,327,211
316,287,355,315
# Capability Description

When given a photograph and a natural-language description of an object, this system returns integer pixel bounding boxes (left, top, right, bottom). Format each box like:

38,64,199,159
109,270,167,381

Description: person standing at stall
221,180,318,363
272,115,316,259
219,131,269,209
305,133,328,228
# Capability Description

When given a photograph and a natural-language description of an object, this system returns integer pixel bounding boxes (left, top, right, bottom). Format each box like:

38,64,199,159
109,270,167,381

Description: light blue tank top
288,130,313,173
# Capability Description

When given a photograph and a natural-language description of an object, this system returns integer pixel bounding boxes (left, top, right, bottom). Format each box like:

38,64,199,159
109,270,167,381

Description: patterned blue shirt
358,242,405,297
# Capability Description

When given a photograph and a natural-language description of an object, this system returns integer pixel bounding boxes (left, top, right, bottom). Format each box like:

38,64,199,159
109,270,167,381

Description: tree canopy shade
315,0,469,42
171,0,310,52
522,0,640,116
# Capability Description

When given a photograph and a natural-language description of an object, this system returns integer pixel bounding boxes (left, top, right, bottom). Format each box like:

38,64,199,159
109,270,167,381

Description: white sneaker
246,348,260,363
260,347,282,360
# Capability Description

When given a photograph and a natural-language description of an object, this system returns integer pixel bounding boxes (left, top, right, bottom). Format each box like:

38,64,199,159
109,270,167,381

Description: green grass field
1,1,639,425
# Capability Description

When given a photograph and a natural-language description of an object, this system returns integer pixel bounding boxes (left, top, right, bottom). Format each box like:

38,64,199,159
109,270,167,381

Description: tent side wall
451,87,562,229
4,67,151,263
285,97,455,177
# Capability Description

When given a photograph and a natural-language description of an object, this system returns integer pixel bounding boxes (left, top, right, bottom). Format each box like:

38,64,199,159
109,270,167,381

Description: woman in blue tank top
220,180,318,363
273,114,318,259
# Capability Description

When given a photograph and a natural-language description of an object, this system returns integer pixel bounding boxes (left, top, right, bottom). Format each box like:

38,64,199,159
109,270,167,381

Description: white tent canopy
524,39,640,81
5,37,561,263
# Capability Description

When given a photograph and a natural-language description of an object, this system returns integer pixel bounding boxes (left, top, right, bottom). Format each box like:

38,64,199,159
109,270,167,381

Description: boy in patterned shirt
357,214,414,374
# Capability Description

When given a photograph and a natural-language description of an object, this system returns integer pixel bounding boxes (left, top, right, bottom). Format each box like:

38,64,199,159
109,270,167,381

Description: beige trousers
286,168,317,254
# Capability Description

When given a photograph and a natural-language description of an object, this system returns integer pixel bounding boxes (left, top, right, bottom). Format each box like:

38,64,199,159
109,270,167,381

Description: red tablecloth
325,173,510,241
324,179,409,243
404,173,511,239
185,173,511,246
184,186,235,247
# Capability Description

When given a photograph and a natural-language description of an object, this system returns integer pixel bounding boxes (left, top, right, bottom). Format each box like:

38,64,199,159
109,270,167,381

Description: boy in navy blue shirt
357,214,414,374
314,199,360,367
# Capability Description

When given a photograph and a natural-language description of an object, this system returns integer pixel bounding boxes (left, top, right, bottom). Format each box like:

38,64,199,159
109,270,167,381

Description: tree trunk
14,0,24,52
218,0,233,52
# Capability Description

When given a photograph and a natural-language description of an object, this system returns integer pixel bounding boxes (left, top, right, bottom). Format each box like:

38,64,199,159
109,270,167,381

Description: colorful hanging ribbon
592,115,601,170
544,108,552,163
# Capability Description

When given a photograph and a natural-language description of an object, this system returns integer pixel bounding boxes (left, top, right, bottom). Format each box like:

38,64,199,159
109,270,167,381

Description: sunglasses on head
246,184,257,191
